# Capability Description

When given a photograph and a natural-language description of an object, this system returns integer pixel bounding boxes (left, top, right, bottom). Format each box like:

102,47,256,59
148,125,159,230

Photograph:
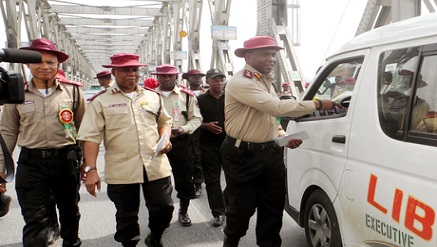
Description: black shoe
0,194,11,217
212,215,225,227
178,212,192,226
194,184,202,198
47,227,60,245
223,235,239,247
144,233,163,247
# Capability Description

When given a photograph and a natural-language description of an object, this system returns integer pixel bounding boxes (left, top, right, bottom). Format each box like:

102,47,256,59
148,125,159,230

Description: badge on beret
59,107,76,138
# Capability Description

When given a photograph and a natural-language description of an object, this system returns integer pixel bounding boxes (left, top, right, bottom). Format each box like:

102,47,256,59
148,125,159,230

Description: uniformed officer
277,82,293,98
77,53,174,247
0,38,85,247
222,36,337,247
182,69,207,198
94,70,114,88
153,64,202,227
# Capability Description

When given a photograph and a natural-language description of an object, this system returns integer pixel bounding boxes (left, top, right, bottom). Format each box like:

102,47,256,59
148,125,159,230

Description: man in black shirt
197,69,226,227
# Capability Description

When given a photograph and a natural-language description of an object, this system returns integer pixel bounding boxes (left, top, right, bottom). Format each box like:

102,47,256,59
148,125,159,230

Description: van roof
331,13,437,58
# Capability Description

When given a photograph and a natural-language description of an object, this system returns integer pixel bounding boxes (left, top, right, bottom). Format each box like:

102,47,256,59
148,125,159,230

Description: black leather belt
224,135,275,150
22,145,73,158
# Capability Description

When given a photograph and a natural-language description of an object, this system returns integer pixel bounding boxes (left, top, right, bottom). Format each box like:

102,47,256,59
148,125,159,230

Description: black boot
0,193,11,217
144,233,163,247
178,199,192,226
223,235,239,247
47,226,60,245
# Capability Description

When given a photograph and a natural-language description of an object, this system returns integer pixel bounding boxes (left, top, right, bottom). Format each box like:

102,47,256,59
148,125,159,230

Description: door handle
332,135,346,143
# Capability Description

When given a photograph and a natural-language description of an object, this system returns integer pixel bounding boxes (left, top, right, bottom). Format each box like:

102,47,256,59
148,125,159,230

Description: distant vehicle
89,85,103,90
284,14,437,247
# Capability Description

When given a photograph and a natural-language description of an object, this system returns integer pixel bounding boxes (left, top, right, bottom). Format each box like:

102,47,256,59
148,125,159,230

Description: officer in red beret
78,53,174,247
182,69,206,198
222,36,337,246
94,70,114,88
0,38,85,247
153,64,203,227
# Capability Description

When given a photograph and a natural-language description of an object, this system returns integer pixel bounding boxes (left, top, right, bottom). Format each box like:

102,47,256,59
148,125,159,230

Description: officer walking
182,69,206,198
94,70,114,88
222,36,336,247
154,64,202,227
78,53,174,247
197,69,227,227
0,38,85,247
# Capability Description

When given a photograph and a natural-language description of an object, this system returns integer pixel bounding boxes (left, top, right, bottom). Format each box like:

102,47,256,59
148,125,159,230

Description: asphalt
0,146,307,247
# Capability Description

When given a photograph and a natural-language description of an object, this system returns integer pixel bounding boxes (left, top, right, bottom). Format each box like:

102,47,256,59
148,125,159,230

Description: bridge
1,0,437,96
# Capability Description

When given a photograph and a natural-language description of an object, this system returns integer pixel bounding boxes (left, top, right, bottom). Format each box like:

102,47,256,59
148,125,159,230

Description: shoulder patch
180,87,195,96
144,87,162,95
88,89,106,102
59,79,83,87
254,72,262,79
243,70,253,79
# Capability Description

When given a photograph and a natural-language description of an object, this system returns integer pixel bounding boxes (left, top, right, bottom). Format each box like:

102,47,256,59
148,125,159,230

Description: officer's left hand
84,171,101,197
286,138,303,149
160,141,172,154
171,127,184,137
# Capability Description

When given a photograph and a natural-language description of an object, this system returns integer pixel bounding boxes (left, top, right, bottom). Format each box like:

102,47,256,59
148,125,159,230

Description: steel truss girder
208,0,234,78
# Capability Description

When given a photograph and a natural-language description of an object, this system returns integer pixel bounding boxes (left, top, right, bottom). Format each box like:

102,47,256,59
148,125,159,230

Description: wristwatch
84,166,97,173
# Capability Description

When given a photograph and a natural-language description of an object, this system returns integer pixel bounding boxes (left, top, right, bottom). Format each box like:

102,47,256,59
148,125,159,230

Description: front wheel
303,189,342,247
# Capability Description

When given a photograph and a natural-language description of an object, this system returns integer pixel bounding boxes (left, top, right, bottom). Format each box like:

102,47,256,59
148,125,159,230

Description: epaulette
243,70,253,78
59,79,83,87
24,81,29,91
88,89,106,102
144,87,162,95
180,87,195,96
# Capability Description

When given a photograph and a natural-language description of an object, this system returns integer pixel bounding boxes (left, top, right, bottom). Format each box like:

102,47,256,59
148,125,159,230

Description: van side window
378,47,437,140
311,58,363,114
414,55,437,134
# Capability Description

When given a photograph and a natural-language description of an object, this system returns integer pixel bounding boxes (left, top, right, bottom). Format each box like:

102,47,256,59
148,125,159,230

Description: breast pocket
103,106,131,129
139,102,159,127
17,103,37,126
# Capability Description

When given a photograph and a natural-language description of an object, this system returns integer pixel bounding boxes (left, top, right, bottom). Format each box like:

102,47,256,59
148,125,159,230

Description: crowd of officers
0,36,336,247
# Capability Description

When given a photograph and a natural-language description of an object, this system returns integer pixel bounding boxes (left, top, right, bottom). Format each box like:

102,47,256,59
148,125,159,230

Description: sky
0,0,367,82
205,0,368,81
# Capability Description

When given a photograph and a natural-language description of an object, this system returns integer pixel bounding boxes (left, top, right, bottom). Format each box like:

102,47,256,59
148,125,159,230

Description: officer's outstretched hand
84,171,101,197
318,99,338,111
286,138,303,149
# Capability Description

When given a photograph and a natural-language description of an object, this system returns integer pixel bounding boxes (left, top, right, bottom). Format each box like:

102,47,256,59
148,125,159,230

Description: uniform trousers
190,129,204,185
200,142,225,217
16,146,81,247
167,135,195,201
107,173,174,246
221,139,286,247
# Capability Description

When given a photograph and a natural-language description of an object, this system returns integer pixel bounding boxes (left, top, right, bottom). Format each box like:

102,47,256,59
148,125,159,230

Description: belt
21,145,73,158
224,135,275,150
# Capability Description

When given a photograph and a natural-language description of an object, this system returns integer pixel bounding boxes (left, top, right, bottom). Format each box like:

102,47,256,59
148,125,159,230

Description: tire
303,189,342,247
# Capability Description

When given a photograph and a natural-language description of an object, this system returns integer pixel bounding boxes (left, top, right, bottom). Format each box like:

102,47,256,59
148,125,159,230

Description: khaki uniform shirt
225,64,316,143
77,84,173,183
0,79,86,172
156,85,202,135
